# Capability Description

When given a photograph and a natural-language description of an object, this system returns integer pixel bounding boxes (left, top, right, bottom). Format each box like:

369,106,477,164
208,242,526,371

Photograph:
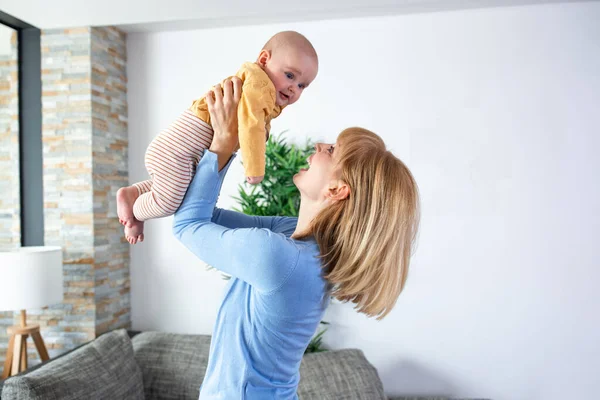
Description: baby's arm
237,81,274,184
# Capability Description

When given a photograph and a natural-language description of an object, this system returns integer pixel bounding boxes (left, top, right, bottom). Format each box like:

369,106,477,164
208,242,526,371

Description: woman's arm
173,151,298,292
212,208,297,236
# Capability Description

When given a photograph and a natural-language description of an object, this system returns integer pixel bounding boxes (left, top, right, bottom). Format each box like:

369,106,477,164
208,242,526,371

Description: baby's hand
246,176,264,185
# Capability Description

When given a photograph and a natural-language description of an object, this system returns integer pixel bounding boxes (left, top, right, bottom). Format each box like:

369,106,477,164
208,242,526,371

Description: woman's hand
206,77,242,170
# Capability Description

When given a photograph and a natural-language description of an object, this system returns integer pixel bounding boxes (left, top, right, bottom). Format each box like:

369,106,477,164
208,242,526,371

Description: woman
173,78,420,399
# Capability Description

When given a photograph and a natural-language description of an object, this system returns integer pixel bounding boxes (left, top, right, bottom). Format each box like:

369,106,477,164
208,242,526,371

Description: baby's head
257,31,319,107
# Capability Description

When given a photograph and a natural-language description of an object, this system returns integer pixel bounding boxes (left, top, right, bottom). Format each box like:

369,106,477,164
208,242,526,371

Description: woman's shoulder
270,216,298,237
277,237,324,286
246,226,322,293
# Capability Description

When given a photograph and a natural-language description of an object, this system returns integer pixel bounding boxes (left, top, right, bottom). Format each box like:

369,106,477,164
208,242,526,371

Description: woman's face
293,142,340,201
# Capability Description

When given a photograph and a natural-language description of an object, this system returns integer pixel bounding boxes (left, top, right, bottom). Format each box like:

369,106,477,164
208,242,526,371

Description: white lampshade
0,246,63,311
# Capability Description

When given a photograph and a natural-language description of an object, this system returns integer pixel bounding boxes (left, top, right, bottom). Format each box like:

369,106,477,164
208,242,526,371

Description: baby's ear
257,50,271,67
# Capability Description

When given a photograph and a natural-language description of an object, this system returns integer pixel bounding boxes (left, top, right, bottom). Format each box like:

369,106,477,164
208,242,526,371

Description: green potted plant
234,133,312,217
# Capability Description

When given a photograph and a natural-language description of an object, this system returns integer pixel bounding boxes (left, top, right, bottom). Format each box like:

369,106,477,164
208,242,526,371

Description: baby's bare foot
125,220,145,245
117,186,139,228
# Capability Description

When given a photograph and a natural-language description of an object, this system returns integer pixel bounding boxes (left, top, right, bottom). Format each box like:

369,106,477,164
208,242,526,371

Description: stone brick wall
0,26,129,367
90,27,130,336
39,27,96,356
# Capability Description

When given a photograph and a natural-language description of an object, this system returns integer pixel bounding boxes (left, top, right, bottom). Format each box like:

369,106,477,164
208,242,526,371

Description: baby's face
263,48,318,107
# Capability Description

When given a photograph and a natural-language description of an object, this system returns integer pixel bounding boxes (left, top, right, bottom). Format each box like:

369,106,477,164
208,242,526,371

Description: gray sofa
0,329,485,400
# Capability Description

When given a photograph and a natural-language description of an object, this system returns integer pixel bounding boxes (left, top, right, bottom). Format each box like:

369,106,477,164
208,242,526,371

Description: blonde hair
305,127,420,319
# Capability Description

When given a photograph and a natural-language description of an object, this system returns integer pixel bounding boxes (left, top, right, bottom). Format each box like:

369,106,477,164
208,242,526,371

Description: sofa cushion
298,349,386,400
1,329,144,400
132,331,211,400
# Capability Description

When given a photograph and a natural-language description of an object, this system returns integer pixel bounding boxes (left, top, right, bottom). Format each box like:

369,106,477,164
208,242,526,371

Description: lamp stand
1,310,49,379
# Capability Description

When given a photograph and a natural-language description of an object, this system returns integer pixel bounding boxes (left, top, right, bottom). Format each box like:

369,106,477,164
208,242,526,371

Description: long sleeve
237,80,275,178
211,208,297,235
173,151,299,292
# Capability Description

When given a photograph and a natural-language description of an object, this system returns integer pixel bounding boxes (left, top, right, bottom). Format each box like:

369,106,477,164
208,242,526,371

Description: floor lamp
0,246,63,379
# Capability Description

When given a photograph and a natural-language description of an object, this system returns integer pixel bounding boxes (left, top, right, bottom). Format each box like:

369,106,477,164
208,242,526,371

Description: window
0,10,42,247
0,23,20,249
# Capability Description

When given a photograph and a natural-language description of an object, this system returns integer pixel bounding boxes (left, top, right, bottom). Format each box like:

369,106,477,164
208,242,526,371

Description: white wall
127,3,600,399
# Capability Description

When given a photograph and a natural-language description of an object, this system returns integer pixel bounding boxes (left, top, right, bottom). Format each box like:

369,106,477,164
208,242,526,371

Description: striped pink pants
132,110,213,221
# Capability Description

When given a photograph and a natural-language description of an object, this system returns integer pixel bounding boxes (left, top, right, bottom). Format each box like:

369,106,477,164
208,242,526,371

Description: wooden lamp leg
31,331,49,361
19,335,28,372
1,334,15,379
11,334,22,376
2,310,50,378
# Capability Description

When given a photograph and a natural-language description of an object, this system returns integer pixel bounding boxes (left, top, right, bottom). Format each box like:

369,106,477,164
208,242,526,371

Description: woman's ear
257,50,271,67
327,182,350,202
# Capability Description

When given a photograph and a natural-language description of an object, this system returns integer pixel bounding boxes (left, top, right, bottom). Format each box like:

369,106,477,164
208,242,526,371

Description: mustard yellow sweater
189,62,284,178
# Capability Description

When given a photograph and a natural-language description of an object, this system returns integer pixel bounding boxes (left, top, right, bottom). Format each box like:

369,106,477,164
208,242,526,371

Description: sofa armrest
0,329,144,400
0,329,141,396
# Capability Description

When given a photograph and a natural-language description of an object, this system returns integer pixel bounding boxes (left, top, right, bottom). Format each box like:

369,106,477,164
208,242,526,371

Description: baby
117,31,319,244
